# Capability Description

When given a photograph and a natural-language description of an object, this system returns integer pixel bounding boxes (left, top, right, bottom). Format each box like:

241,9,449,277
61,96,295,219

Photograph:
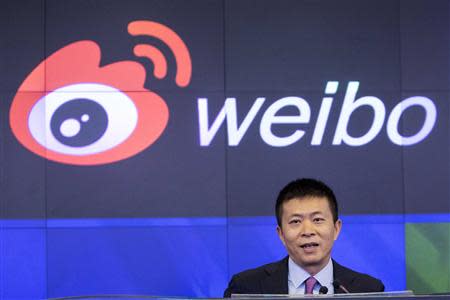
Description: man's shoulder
231,258,286,281
333,260,385,293
223,257,288,297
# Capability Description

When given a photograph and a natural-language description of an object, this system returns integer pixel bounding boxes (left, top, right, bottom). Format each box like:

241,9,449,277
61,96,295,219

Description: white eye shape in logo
28,83,138,155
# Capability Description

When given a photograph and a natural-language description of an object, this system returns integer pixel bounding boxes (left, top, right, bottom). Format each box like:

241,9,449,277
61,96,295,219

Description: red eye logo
9,20,191,165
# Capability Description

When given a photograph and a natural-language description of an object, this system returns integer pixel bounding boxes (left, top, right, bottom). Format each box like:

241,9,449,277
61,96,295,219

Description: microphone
319,286,328,294
332,279,350,293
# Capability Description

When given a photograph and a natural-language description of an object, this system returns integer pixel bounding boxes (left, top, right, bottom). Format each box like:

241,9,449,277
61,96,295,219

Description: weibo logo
9,20,191,165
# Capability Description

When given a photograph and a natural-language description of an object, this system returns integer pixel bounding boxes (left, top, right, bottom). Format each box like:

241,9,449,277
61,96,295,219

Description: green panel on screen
406,223,450,294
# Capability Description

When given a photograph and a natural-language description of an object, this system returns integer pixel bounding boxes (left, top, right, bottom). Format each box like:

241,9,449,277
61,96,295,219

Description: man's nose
300,220,315,236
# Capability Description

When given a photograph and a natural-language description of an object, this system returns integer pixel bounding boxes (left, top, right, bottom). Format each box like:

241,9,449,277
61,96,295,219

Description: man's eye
313,218,325,223
289,219,301,224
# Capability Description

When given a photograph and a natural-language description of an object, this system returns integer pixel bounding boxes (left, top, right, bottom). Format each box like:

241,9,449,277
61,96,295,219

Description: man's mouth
300,242,319,248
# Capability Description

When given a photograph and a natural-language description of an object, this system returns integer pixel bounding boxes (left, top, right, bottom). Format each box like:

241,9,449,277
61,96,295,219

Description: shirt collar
314,259,334,289
288,257,334,289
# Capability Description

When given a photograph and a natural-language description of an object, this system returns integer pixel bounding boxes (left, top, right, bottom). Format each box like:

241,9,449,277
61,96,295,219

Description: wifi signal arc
128,20,192,87
133,44,167,79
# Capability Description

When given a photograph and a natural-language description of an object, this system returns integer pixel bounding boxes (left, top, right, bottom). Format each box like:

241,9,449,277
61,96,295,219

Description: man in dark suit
224,178,384,296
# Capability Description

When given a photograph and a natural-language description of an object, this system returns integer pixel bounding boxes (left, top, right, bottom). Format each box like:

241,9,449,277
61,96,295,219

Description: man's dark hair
275,178,338,226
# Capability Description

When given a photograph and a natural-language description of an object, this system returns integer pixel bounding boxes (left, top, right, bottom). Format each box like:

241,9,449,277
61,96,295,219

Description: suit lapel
332,260,355,294
260,257,289,294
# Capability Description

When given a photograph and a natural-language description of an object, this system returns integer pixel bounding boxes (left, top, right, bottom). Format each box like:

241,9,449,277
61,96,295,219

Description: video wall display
1,0,449,298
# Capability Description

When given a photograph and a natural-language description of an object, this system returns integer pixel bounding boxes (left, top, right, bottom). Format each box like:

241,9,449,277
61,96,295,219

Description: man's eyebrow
287,211,326,218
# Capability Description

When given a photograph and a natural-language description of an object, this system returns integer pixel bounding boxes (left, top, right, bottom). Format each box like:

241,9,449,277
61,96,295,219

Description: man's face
277,196,342,275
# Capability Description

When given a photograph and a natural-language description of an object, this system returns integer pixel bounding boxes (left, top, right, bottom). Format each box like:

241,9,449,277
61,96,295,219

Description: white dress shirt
287,257,335,295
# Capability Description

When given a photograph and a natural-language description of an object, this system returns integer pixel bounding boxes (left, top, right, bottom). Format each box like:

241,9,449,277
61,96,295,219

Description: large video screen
1,0,449,298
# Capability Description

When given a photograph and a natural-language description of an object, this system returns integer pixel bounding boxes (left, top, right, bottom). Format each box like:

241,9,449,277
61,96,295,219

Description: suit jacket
224,257,384,297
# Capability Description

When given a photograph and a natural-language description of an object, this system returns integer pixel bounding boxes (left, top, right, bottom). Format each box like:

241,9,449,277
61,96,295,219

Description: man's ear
333,219,342,241
277,225,286,246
